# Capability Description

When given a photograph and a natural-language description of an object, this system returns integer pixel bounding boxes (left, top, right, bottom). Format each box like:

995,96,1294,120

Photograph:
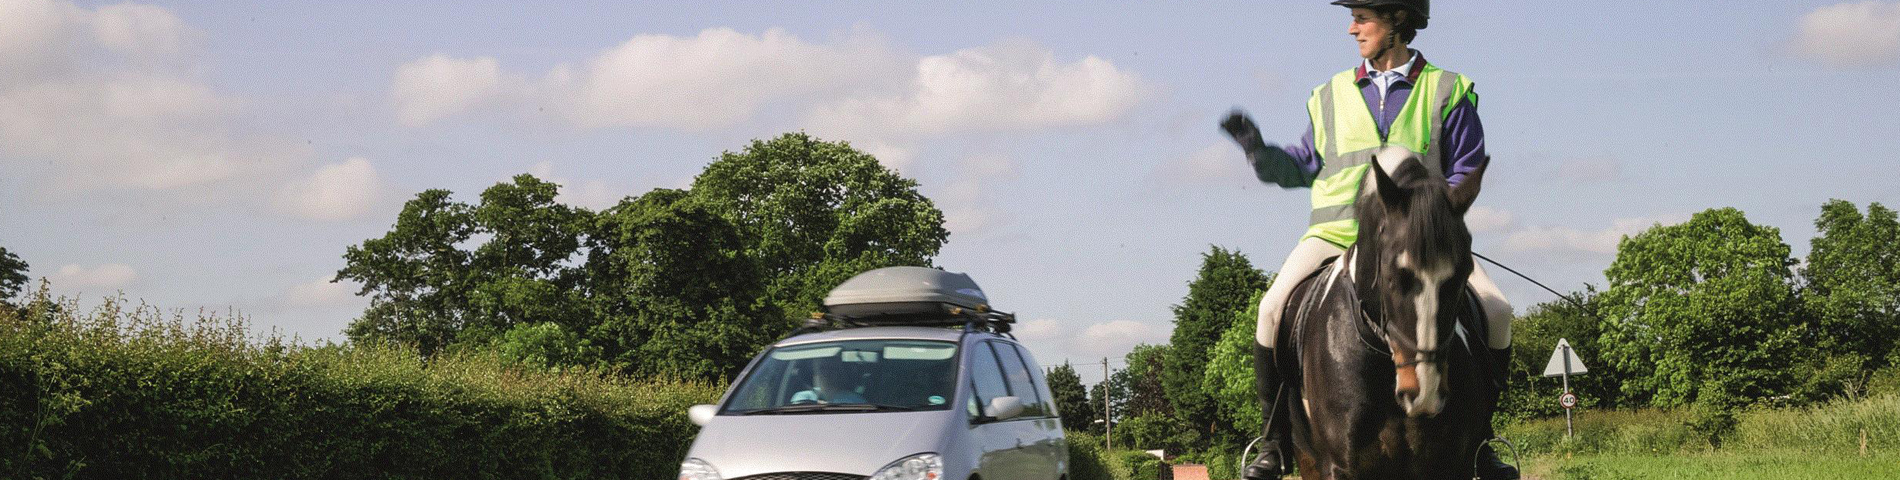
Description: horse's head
1354,147,1486,418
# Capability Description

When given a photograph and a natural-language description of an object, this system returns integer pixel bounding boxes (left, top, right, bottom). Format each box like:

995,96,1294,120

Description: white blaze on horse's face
1394,251,1453,417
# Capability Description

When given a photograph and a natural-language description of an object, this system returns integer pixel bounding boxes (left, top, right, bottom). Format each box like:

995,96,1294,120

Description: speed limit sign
1559,392,1578,409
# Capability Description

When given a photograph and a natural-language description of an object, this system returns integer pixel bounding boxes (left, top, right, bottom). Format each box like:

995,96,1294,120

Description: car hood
686,410,956,478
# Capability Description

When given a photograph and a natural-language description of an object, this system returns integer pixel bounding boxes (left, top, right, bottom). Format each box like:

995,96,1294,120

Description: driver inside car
790,360,867,404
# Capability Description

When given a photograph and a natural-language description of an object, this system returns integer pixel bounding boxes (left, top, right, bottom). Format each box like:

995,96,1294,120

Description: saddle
1278,256,1498,385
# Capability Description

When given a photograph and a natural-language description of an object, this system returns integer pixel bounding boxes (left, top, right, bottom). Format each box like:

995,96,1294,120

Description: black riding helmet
1331,0,1429,29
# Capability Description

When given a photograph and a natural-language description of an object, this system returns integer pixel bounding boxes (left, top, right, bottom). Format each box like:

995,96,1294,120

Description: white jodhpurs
1255,238,1346,348
1466,261,1514,348
1254,239,1515,349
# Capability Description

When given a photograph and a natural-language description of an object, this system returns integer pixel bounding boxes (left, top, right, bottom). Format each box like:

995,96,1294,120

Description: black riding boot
1476,345,1519,480
1244,344,1291,480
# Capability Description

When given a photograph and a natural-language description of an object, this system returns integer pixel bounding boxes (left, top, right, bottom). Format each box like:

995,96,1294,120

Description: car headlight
679,458,722,480
869,453,941,480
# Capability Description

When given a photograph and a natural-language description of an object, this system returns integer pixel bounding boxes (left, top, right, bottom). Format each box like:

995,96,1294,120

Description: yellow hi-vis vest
1302,63,1475,248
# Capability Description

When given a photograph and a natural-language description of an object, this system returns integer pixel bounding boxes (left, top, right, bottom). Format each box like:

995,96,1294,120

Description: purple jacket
1250,54,1486,188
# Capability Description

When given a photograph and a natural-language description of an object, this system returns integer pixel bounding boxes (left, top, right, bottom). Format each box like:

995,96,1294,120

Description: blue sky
4,0,1898,384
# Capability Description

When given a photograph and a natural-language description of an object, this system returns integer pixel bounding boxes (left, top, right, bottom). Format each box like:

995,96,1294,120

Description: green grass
1525,451,1899,480
1500,390,1900,479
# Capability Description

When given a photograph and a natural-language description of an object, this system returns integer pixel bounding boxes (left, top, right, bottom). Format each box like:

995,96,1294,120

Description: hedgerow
0,290,719,479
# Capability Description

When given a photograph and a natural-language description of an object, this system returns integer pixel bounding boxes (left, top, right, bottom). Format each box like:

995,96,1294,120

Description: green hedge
1068,432,1168,480
0,295,721,479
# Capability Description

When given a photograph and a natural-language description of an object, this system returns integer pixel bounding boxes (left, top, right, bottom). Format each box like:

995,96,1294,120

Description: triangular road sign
1542,338,1588,377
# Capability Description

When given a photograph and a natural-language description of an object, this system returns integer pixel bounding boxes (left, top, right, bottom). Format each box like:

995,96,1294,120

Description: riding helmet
1330,0,1429,29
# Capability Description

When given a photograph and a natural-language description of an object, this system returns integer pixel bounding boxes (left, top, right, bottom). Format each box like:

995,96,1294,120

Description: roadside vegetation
0,288,720,478
2,133,1894,479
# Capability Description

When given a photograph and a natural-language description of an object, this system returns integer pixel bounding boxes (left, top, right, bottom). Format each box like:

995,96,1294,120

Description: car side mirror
986,396,1024,421
688,404,718,427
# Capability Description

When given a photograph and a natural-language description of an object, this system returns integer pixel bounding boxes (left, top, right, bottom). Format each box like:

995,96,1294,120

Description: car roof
774,325,997,346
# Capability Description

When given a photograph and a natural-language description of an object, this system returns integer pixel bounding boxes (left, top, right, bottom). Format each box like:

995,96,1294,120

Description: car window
1010,343,1059,418
722,339,959,414
992,341,1049,418
968,342,1012,417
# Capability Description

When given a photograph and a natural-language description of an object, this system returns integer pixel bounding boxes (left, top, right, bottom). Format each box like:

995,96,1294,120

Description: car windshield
723,339,960,414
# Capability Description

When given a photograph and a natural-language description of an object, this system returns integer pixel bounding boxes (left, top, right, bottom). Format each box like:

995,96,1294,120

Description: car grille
733,473,868,480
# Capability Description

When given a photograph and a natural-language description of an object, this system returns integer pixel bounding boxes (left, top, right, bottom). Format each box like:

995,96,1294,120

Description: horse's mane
1360,159,1469,265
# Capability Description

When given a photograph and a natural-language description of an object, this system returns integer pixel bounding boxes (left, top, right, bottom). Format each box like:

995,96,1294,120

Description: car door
995,342,1063,480
967,340,1033,477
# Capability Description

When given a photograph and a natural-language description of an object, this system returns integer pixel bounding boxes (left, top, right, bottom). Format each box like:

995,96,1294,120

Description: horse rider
1220,1,1518,478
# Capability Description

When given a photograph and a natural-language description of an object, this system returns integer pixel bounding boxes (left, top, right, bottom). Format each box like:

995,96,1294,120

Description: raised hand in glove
1220,109,1268,154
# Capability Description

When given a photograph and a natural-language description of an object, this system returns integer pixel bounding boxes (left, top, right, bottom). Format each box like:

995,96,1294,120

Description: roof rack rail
789,301,1015,337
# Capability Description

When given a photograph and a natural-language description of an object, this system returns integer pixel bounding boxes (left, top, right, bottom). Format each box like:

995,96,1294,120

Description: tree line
332,133,948,381
3,133,1893,453
1034,202,1900,454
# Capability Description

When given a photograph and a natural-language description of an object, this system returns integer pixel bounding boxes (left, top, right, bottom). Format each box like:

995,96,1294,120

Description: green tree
1122,343,1174,418
494,322,603,370
1597,208,1805,411
690,133,949,324
0,247,27,308
1799,200,1900,398
1047,363,1096,431
335,134,948,380
1163,246,1269,447
584,188,775,380
337,175,592,356
1203,289,1268,448
1495,289,1626,421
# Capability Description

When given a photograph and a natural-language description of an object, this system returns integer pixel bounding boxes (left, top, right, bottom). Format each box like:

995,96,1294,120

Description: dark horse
1274,153,1499,479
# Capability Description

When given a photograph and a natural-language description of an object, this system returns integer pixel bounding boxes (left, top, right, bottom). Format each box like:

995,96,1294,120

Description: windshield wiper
740,403,919,415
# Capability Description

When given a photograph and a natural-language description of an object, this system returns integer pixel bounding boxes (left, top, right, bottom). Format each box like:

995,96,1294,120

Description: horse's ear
1370,158,1404,210
1448,157,1488,216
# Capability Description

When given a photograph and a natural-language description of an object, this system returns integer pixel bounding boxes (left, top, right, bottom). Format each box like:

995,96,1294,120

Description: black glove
1220,109,1268,154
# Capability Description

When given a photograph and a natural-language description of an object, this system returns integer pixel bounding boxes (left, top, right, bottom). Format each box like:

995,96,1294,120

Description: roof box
821,266,994,323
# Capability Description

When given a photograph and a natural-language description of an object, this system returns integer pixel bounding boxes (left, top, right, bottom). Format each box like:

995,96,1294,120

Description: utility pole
1102,357,1112,451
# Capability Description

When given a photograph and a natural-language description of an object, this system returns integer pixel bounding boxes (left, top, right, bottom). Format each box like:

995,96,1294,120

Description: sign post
1541,338,1589,438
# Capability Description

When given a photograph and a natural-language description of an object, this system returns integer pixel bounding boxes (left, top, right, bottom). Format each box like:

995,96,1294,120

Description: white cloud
1789,1,1900,68
1502,215,1684,256
391,54,508,127
90,3,194,57
934,154,1021,237
390,29,1145,139
524,161,631,210
858,141,917,172
278,158,381,221
1014,318,1065,342
1012,318,1173,367
284,277,358,307
804,39,1145,139
0,0,272,193
1074,319,1171,360
1464,206,1514,234
392,27,900,130
50,263,137,289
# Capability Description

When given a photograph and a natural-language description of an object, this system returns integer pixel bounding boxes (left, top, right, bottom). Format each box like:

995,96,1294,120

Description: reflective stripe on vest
1301,64,1472,248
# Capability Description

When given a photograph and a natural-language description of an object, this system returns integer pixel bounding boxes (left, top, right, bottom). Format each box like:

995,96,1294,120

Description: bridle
1341,245,1457,372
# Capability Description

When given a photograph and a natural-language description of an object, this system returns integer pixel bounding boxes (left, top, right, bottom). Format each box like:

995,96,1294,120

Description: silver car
680,267,1068,480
